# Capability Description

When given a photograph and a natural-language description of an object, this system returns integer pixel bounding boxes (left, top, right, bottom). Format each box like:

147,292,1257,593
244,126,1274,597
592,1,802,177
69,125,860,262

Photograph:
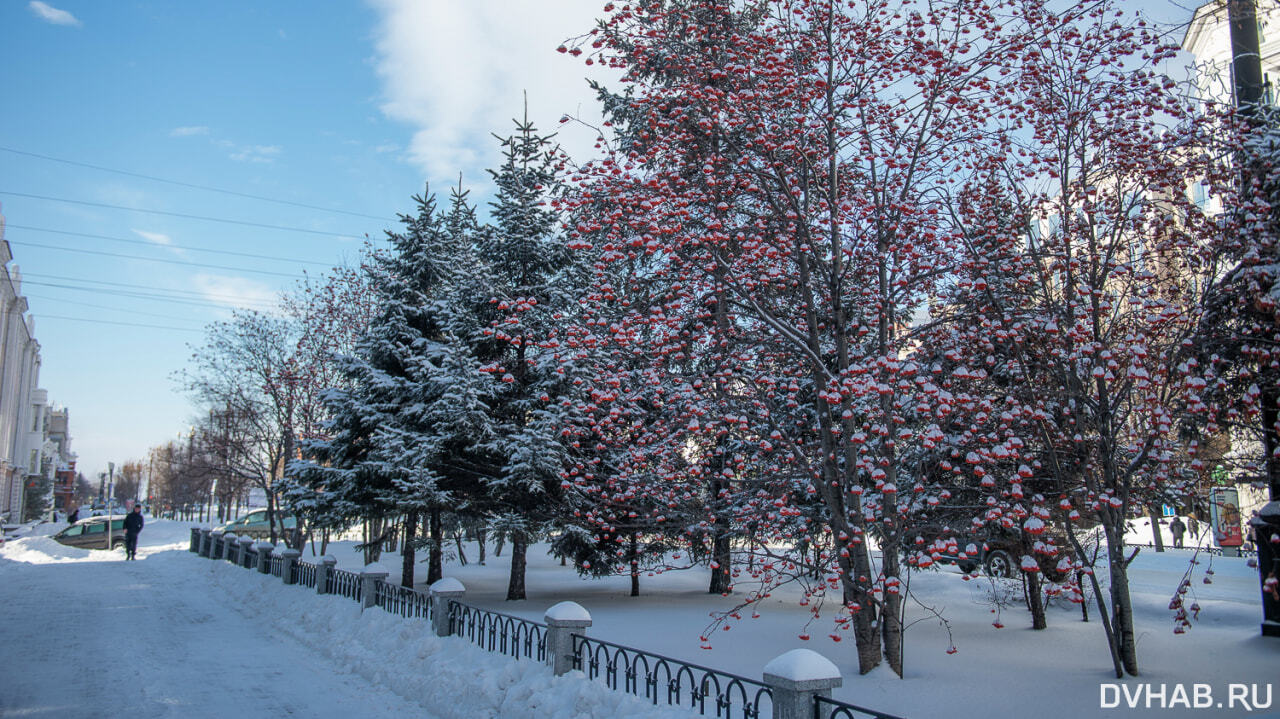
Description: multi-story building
47,407,76,514
1183,1,1280,541
0,205,47,523
1184,0,1280,106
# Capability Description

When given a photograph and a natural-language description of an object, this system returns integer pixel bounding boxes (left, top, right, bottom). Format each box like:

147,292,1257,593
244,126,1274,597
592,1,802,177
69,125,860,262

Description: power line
9,240,308,279
24,293,210,324
0,190,371,240
18,272,279,309
37,313,203,333
21,279,273,312
0,145,395,222
5,224,333,266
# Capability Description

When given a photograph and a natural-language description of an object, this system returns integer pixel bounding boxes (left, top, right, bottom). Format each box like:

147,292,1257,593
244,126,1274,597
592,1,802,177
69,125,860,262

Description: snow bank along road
0,520,691,719
0,526,432,718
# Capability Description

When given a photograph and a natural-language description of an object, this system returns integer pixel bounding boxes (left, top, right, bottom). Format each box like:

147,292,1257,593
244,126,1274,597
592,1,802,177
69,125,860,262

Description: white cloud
169,126,210,137
366,0,615,193
28,1,80,27
132,229,173,246
191,274,279,312
229,144,282,164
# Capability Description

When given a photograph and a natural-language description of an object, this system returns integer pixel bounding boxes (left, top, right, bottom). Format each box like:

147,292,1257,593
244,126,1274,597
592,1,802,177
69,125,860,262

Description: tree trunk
1108,539,1140,676
455,531,469,565
506,530,528,601
428,509,443,584
708,511,732,595
369,516,383,563
401,511,418,588
880,536,905,677
1026,567,1047,630
629,532,641,597
1149,508,1165,552
477,527,487,565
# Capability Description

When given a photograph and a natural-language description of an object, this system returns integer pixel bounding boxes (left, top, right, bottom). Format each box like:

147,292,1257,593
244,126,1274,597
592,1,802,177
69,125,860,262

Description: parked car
216,509,296,539
909,523,1077,580
52,516,128,550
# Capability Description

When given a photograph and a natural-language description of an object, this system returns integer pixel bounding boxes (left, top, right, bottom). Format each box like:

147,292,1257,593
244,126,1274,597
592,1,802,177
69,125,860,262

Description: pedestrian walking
1188,514,1199,540
1170,515,1186,548
67,508,79,524
123,504,144,560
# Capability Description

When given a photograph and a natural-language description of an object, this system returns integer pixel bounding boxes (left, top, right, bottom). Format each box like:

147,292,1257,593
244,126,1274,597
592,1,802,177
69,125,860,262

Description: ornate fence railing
374,581,433,620
329,568,362,602
572,635,772,719
448,601,546,662
1126,541,1257,558
188,528,904,719
294,560,317,588
814,696,906,719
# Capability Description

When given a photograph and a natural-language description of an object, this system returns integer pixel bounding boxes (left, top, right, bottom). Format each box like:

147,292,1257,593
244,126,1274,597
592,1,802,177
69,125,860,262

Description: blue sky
0,0,1203,485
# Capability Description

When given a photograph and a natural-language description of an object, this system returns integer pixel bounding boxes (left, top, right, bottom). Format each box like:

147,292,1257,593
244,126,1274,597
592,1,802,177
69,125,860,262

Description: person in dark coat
123,505,144,560
1170,515,1186,548
67,508,79,524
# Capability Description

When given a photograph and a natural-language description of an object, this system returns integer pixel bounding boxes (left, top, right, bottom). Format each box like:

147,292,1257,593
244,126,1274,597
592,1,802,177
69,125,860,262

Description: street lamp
105,462,114,551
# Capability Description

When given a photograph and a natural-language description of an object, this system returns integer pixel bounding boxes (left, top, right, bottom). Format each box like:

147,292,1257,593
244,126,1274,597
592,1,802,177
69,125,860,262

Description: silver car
216,509,296,539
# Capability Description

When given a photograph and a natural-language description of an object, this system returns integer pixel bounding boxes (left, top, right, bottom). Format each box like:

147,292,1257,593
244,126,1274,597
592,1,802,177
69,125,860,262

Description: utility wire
0,146,394,222
0,190,370,240
19,270,279,302
9,240,308,279
37,313,203,333
18,272,278,309
21,279,273,312
24,293,210,324
5,224,334,266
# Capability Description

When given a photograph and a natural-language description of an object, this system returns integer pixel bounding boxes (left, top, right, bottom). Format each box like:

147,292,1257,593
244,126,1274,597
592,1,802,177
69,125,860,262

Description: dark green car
52,516,127,550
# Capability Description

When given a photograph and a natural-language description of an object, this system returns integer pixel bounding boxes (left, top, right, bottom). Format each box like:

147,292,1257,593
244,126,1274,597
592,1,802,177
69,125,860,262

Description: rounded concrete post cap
429,577,466,594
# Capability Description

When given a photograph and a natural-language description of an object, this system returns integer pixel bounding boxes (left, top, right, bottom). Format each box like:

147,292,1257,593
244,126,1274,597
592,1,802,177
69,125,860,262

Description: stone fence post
316,556,336,595
223,533,239,563
209,530,224,559
544,601,591,677
429,578,465,637
359,567,388,611
280,548,302,585
238,536,255,568
255,542,274,574
189,527,201,553
763,649,843,719
199,529,212,557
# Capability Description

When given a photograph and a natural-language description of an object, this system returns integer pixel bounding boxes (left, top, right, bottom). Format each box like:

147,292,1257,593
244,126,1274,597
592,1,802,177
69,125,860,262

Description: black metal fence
188,528,904,719
1127,541,1258,557
449,602,546,662
295,560,317,588
375,580,433,620
573,634,772,719
814,695,905,719
329,568,362,602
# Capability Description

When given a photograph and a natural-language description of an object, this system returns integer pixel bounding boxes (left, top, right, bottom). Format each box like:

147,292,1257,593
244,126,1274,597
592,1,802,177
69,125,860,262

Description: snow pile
762,648,840,682
206,561,692,719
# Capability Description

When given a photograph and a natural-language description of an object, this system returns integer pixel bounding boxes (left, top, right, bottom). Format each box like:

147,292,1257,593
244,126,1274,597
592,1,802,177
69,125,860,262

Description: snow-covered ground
0,519,689,719
1,516,1275,718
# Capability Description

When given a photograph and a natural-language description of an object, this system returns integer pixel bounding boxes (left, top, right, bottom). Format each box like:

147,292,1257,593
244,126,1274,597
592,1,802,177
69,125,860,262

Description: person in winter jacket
1169,516,1186,548
123,504,144,560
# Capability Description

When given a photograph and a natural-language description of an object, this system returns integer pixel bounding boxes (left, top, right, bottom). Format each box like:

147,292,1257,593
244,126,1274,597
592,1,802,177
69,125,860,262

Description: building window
28,449,39,476
31,406,41,432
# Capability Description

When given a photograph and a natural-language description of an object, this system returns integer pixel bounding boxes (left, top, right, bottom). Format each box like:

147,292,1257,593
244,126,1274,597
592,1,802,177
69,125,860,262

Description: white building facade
0,207,47,522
